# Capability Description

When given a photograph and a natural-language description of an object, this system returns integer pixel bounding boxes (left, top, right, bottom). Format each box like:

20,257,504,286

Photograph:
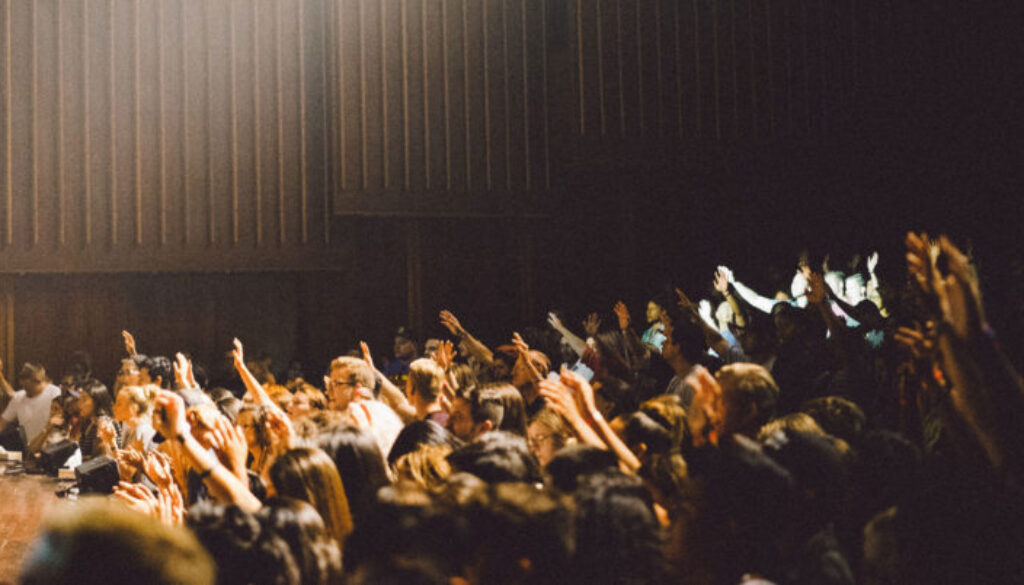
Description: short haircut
329,356,376,389
668,317,707,363
18,362,48,382
717,363,779,432
21,497,214,585
799,396,866,443
408,358,446,402
447,431,543,484
462,385,506,429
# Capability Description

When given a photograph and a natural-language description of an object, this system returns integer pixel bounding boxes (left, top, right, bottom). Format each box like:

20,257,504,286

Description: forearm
587,409,641,473
179,432,261,512
553,326,587,357
0,375,13,399
722,289,747,328
375,372,417,423
459,331,495,366
731,280,778,314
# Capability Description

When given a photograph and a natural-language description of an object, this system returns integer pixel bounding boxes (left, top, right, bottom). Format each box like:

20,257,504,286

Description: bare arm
440,310,494,366
547,312,587,357
360,341,417,423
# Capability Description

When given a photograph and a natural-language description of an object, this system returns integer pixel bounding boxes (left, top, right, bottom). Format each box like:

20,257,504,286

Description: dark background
0,0,1020,383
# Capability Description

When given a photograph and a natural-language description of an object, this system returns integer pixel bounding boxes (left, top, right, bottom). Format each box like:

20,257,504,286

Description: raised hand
582,313,602,337
142,450,175,490
232,338,245,371
716,265,735,283
713,269,730,293
173,352,199,391
114,448,145,482
98,417,118,450
905,231,936,294
122,330,138,357
439,310,465,336
547,312,565,331
538,377,584,425
152,390,188,441
867,250,880,274
433,339,457,372
806,272,828,304
560,366,597,418
359,341,376,372
265,406,296,456
207,415,249,483
932,236,987,339
114,481,159,517
613,302,631,331
511,331,530,355
155,483,185,526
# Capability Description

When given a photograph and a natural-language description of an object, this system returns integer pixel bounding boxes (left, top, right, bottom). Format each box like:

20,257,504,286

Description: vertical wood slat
420,0,430,190
253,3,263,246
323,0,332,241
57,0,65,246
359,0,368,191
276,0,285,245
133,0,141,245
229,0,239,244
298,0,308,243
83,0,91,246
380,0,389,189
3,0,10,246
31,0,38,246
520,0,529,190
157,0,167,246
400,0,410,191
109,0,117,245
204,0,215,245
442,0,451,190
180,0,189,245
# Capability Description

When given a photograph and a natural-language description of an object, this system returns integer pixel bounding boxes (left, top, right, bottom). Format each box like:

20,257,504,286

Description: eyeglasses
527,433,555,448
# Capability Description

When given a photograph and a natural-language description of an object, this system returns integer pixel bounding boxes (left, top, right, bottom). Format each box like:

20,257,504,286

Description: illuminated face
288,392,312,420
527,421,559,467
113,390,137,423
327,366,358,411
424,339,441,357
116,359,141,387
78,393,95,420
447,397,476,442
19,372,48,397
646,302,663,325
394,336,417,360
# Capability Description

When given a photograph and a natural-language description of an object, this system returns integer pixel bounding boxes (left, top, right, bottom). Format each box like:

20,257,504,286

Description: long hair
268,447,354,547
317,425,391,529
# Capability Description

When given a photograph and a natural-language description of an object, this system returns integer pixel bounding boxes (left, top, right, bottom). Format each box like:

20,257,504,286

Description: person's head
463,483,575,585
545,445,620,493
268,447,354,545
18,363,49,397
447,385,505,442
799,396,866,444
327,356,375,411
68,350,93,384
447,431,542,484
572,470,665,585
512,350,551,390
756,412,824,443
114,384,157,424
715,363,779,440
406,358,447,411
317,425,391,528
388,420,459,466
527,408,573,468
392,444,455,490
393,326,419,361
187,502,298,585
135,355,172,389
845,273,867,304
660,317,706,368
645,300,664,325
77,381,114,420
21,498,214,585
423,338,442,358
489,353,515,382
485,383,528,437
237,403,271,453
259,497,342,585
288,383,327,421
264,384,293,413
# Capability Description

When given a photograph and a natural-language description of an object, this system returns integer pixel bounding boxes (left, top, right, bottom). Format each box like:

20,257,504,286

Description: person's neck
419,400,443,418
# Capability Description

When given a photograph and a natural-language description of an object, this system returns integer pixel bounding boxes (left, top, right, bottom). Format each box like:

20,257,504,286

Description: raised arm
547,312,587,357
360,341,417,423
720,265,781,314
675,288,731,357
440,310,494,366
714,267,747,329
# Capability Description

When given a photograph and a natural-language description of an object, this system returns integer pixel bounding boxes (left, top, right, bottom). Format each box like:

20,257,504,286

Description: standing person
642,300,669,351
0,363,61,450
383,326,419,387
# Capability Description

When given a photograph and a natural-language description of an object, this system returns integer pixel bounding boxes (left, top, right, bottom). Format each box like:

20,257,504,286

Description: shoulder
43,384,61,399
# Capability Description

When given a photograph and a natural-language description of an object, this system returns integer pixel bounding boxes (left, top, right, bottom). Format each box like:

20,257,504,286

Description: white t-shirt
1,384,61,442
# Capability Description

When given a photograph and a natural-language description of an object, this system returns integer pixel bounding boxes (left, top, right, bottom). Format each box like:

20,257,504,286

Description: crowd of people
3,232,1023,585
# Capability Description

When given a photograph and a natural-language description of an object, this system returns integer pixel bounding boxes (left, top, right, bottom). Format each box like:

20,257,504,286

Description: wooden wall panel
0,0,338,272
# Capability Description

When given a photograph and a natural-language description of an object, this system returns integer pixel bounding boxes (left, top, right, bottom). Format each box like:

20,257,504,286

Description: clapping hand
613,302,631,331
582,313,602,337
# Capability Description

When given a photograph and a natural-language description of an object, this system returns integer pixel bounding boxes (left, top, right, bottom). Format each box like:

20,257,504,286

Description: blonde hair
757,412,825,443
408,358,445,402
329,357,375,389
392,445,453,490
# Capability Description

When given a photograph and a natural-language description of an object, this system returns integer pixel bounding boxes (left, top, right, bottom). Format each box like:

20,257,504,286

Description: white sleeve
1,395,17,422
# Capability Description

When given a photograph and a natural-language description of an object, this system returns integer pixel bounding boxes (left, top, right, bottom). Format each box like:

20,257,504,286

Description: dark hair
267,447,354,545
388,420,461,466
81,380,114,419
187,502,299,585
572,470,665,585
317,425,391,528
799,396,867,443
485,383,528,437
545,445,619,493
238,403,271,451
133,354,173,389
462,385,505,428
667,316,707,363
447,431,542,484
258,497,342,585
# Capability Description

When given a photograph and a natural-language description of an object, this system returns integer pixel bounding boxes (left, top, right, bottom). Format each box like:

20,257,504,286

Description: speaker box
75,455,119,494
40,440,79,475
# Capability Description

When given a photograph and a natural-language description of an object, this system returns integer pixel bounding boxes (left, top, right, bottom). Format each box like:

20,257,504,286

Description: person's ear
475,420,493,437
